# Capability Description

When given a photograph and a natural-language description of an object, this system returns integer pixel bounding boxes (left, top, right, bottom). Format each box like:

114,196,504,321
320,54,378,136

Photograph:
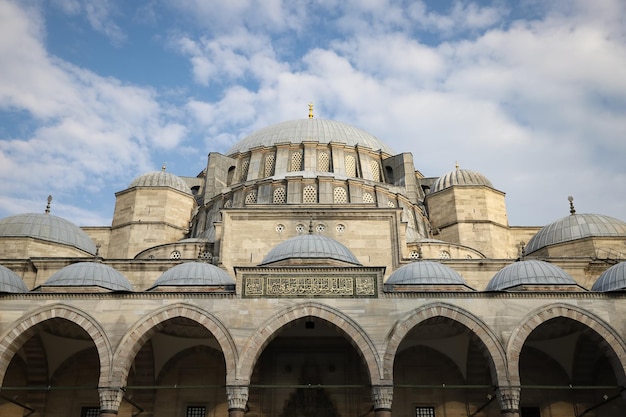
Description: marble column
372,385,393,417
227,385,249,417
496,386,521,417
99,387,124,417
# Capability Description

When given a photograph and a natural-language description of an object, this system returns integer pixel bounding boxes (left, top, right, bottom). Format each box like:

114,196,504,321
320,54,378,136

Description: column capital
227,385,249,411
371,385,393,411
495,386,520,414
99,387,124,415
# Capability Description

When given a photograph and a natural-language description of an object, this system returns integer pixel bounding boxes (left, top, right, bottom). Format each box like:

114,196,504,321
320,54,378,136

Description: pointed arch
0,304,112,388
237,302,382,384
112,303,238,385
382,302,508,387
507,302,626,387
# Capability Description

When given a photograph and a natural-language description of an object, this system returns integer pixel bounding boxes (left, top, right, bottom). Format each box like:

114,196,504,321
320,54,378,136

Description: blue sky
0,0,625,227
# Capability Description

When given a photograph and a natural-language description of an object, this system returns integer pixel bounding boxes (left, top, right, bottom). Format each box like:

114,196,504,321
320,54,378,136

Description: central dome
227,119,395,155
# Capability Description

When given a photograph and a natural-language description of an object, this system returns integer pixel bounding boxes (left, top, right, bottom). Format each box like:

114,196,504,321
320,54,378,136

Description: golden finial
455,161,459,169
568,196,576,215
45,195,52,214
161,163,166,172
308,103,314,119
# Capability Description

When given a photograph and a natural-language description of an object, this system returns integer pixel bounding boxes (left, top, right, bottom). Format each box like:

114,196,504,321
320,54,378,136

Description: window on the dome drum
303,185,317,203
318,151,330,171
290,151,303,171
264,153,275,177
363,192,374,203
345,154,356,177
333,187,348,204
245,191,257,204
370,160,381,181
273,187,286,204
240,159,250,181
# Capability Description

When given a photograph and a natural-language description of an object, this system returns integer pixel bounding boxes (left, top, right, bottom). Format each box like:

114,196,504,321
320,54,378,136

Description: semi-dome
0,213,97,255
43,262,133,291
525,213,626,254
431,167,493,193
261,234,362,266
0,265,29,293
149,262,234,289
592,262,626,292
129,170,192,195
386,261,467,286
486,260,577,291
227,118,395,155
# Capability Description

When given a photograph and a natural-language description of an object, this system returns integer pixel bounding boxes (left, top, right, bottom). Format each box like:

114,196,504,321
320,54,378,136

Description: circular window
199,250,213,261
409,250,420,260
296,223,306,233
276,224,285,233
170,250,181,260
316,224,325,233
336,224,345,233
439,250,451,259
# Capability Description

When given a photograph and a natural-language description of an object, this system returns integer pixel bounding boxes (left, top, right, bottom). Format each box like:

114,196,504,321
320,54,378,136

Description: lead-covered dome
149,262,234,289
486,260,577,291
261,234,362,266
0,213,97,255
0,265,29,293
129,170,192,195
385,261,467,287
592,262,626,292
42,262,133,292
431,167,493,193
525,214,626,254
227,119,394,155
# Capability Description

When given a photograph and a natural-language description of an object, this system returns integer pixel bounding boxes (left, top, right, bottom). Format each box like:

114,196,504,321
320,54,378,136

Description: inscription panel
243,274,377,298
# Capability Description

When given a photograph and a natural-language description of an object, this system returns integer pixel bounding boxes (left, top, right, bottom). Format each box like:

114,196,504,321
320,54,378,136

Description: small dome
0,265,29,293
129,170,192,195
486,260,576,291
227,119,394,155
592,262,626,292
43,262,133,291
386,261,467,285
0,213,97,255
525,213,626,254
431,167,493,193
150,262,234,289
261,234,361,265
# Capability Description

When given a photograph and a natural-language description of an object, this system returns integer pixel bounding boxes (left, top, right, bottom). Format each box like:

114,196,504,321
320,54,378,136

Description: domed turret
149,262,234,290
431,166,493,193
486,260,578,291
384,261,471,292
129,169,192,195
42,262,133,292
592,262,626,292
0,212,97,255
261,234,361,266
0,265,29,293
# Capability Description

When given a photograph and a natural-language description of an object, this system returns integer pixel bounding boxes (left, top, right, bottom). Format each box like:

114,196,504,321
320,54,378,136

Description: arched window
273,187,286,204
345,154,356,177
290,151,303,171
318,151,330,171
370,160,381,181
264,153,275,177
333,187,348,204
303,185,317,203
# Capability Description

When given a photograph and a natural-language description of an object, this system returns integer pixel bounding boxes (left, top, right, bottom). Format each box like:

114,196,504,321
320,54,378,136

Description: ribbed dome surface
431,168,493,193
0,213,97,255
150,262,234,288
44,262,133,291
261,234,362,265
129,171,192,194
592,262,626,292
486,260,576,291
227,119,394,155
0,265,29,293
386,261,466,285
525,214,626,254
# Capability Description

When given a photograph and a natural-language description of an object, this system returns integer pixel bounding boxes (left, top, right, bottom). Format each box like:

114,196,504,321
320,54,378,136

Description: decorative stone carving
371,385,393,410
243,274,377,297
496,386,520,413
227,385,249,410
99,387,124,413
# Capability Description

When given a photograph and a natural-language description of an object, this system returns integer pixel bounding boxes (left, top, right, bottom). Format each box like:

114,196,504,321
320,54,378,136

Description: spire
568,195,576,215
455,161,459,169
44,195,52,214
161,163,167,172
308,102,314,119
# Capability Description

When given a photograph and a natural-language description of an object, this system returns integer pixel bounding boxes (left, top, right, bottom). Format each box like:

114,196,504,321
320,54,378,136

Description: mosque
1,110,626,417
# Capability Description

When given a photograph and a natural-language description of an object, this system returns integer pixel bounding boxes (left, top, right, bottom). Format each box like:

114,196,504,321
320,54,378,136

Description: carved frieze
243,274,377,298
